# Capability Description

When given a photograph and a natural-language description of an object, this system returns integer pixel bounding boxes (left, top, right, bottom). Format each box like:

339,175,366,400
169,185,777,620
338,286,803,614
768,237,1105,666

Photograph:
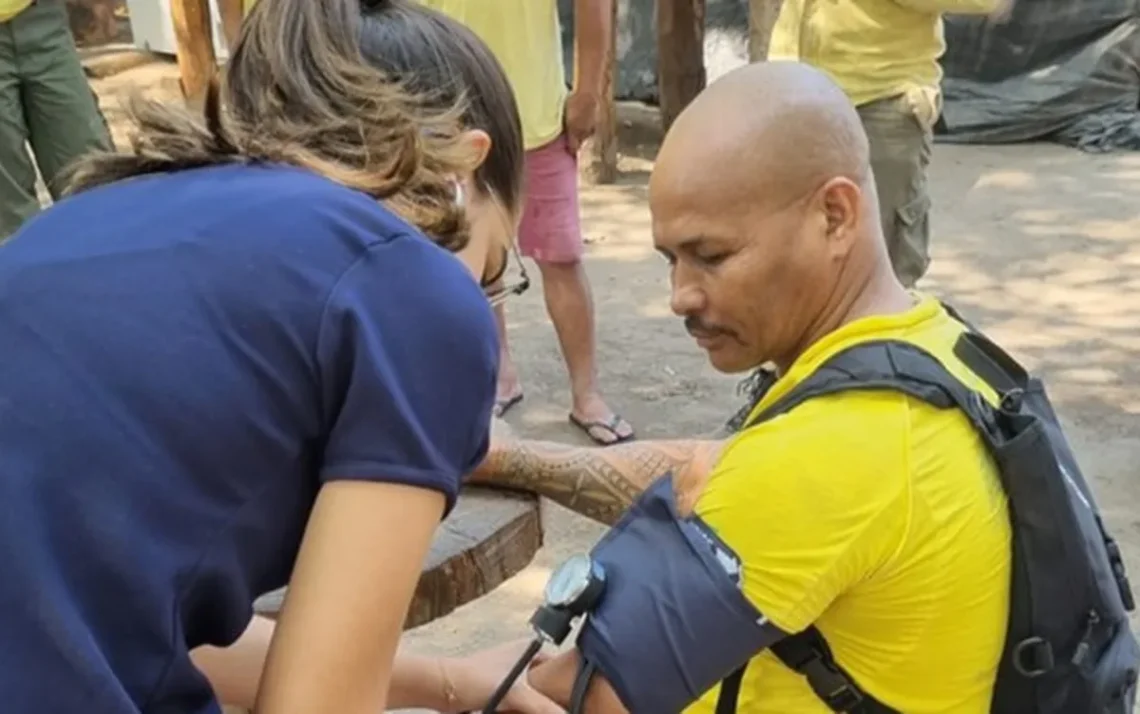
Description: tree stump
253,487,544,629
656,0,707,133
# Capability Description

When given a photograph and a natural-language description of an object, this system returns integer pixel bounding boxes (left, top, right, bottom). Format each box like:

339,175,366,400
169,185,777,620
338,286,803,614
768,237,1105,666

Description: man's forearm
529,650,628,714
474,438,723,525
574,0,614,95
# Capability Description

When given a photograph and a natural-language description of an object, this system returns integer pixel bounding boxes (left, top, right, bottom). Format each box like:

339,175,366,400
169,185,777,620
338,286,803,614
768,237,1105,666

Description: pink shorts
517,133,584,264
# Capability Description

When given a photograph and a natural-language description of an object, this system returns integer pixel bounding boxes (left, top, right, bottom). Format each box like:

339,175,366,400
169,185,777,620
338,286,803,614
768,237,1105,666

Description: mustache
684,316,733,338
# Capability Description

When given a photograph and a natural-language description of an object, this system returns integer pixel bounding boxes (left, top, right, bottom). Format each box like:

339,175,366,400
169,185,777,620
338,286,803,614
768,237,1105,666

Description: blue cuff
577,475,786,713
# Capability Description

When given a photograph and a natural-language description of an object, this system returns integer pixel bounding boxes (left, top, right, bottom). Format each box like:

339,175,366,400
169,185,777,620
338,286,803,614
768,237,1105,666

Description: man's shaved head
652,61,873,219
650,61,898,374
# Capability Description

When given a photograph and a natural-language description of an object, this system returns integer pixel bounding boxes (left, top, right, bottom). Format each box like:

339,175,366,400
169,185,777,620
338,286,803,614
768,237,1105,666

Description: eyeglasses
485,242,530,307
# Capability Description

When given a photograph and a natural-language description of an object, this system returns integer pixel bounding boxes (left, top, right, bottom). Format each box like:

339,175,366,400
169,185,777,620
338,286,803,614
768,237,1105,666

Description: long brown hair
62,0,524,253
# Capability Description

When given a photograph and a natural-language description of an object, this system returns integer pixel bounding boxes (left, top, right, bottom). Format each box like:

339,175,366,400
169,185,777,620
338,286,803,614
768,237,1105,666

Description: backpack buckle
798,652,865,711
1013,636,1055,678
999,387,1025,412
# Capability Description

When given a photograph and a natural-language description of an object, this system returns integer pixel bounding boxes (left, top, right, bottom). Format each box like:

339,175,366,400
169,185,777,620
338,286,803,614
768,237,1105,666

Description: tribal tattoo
475,438,725,526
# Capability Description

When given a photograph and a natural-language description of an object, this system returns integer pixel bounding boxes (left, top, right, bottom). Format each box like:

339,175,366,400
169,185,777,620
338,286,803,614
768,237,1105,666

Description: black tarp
924,6,1140,151
556,0,1140,152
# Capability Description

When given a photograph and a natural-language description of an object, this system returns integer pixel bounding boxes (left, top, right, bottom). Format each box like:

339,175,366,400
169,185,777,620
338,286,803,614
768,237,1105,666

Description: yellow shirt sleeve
694,393,911,634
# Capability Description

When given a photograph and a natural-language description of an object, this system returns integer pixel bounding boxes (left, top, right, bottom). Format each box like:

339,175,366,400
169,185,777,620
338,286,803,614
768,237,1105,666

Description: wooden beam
747,0,783,62
584,0,619,184
170,0,216,103
656,0,706,134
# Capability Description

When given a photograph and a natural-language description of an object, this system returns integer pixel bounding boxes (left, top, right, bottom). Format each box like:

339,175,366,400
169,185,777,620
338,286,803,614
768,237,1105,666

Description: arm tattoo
482,439,722,526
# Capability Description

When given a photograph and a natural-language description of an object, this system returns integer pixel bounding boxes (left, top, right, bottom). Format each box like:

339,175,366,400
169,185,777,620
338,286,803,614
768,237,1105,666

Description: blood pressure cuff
576,474,787,713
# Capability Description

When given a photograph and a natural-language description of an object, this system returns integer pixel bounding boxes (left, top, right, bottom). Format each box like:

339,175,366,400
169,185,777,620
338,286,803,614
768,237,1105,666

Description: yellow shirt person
688,296,1011,713
418,0,566,151
768,0,1000,113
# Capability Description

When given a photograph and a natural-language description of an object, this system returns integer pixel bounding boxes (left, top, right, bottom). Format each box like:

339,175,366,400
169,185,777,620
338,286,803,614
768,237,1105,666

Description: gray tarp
557,0,1140,152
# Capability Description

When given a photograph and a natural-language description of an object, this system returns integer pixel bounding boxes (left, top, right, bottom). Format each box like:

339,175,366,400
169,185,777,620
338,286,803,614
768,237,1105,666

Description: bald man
487,61,1012,713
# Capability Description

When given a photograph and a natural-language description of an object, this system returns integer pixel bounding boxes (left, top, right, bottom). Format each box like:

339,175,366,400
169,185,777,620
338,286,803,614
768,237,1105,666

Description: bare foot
569,393,636,446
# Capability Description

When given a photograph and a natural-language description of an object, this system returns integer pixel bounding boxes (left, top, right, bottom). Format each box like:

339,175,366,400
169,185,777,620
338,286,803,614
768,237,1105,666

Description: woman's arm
252,480,444,714
193,615,457,712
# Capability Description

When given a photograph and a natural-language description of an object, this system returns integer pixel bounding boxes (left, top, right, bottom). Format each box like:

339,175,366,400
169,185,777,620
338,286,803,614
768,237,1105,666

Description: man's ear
461,129,493,171
818,176,862,257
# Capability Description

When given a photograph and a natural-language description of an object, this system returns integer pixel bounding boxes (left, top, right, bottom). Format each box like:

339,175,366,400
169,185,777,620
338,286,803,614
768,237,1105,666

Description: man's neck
775,261,912,374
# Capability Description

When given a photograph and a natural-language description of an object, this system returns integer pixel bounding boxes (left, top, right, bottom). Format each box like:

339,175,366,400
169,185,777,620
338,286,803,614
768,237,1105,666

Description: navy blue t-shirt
0,164,499,713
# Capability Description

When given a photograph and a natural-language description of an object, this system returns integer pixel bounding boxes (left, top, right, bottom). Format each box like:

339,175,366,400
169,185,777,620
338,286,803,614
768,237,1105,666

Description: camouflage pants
857,93,934,288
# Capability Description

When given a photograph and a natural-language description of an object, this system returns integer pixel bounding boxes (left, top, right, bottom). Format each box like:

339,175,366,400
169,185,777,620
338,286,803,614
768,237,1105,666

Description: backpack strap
716,628,900,713
752,339,1001,441
715,337,1004,714
941,301,1028,398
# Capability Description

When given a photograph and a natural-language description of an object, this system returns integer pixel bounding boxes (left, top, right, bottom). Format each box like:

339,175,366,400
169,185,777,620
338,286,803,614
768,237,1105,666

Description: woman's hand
443,640,563,714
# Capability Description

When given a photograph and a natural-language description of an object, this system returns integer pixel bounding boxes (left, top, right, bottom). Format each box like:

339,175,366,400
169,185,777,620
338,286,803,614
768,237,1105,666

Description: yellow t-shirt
0,0,31,23
768,0,997,110
418,0,566,151
686,295,1011,713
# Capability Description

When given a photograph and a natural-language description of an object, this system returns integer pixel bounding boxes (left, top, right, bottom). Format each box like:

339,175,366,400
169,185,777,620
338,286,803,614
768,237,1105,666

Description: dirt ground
82,50,1140,711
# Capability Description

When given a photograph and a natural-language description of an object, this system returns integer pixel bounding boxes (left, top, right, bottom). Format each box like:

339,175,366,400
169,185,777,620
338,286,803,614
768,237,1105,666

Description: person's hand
442,640,563,714
564,89,601,154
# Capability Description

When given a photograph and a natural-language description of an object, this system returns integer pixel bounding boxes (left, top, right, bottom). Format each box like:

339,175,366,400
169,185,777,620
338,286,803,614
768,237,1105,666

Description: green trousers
858,94,934,289
0,0,111,241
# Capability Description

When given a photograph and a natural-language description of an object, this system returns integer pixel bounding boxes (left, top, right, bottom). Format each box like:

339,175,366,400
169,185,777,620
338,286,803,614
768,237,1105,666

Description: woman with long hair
0,1,556,712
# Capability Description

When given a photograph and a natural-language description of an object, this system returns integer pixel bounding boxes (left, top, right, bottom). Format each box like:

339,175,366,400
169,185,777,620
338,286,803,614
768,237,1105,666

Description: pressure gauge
529,553,607,645
545,553,604,609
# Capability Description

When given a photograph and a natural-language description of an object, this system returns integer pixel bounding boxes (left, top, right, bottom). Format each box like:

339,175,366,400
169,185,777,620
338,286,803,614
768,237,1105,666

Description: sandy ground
81,51,1140,711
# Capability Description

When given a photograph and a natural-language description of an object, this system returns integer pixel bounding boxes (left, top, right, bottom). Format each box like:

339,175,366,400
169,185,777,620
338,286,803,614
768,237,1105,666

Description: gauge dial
544,553,594,608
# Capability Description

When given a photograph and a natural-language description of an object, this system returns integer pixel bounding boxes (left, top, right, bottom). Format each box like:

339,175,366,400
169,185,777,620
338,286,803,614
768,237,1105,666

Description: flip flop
493,392,524,418
569,413,636,446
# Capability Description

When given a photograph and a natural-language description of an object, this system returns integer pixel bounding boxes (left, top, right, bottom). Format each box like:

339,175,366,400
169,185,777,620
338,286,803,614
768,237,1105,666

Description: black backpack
715,312,1139,714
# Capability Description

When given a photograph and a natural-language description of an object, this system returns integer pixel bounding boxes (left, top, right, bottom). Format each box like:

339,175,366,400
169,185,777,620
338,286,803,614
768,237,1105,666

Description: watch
544,552,606,612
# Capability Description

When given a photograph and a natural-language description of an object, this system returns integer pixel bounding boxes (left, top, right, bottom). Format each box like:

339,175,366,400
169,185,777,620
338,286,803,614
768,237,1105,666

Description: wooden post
656,0,706,133
584,1,619,184
170,0,216,103
747,0,783,62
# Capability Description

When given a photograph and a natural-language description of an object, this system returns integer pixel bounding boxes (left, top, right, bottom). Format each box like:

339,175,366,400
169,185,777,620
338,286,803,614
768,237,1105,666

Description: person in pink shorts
423,0,635,444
